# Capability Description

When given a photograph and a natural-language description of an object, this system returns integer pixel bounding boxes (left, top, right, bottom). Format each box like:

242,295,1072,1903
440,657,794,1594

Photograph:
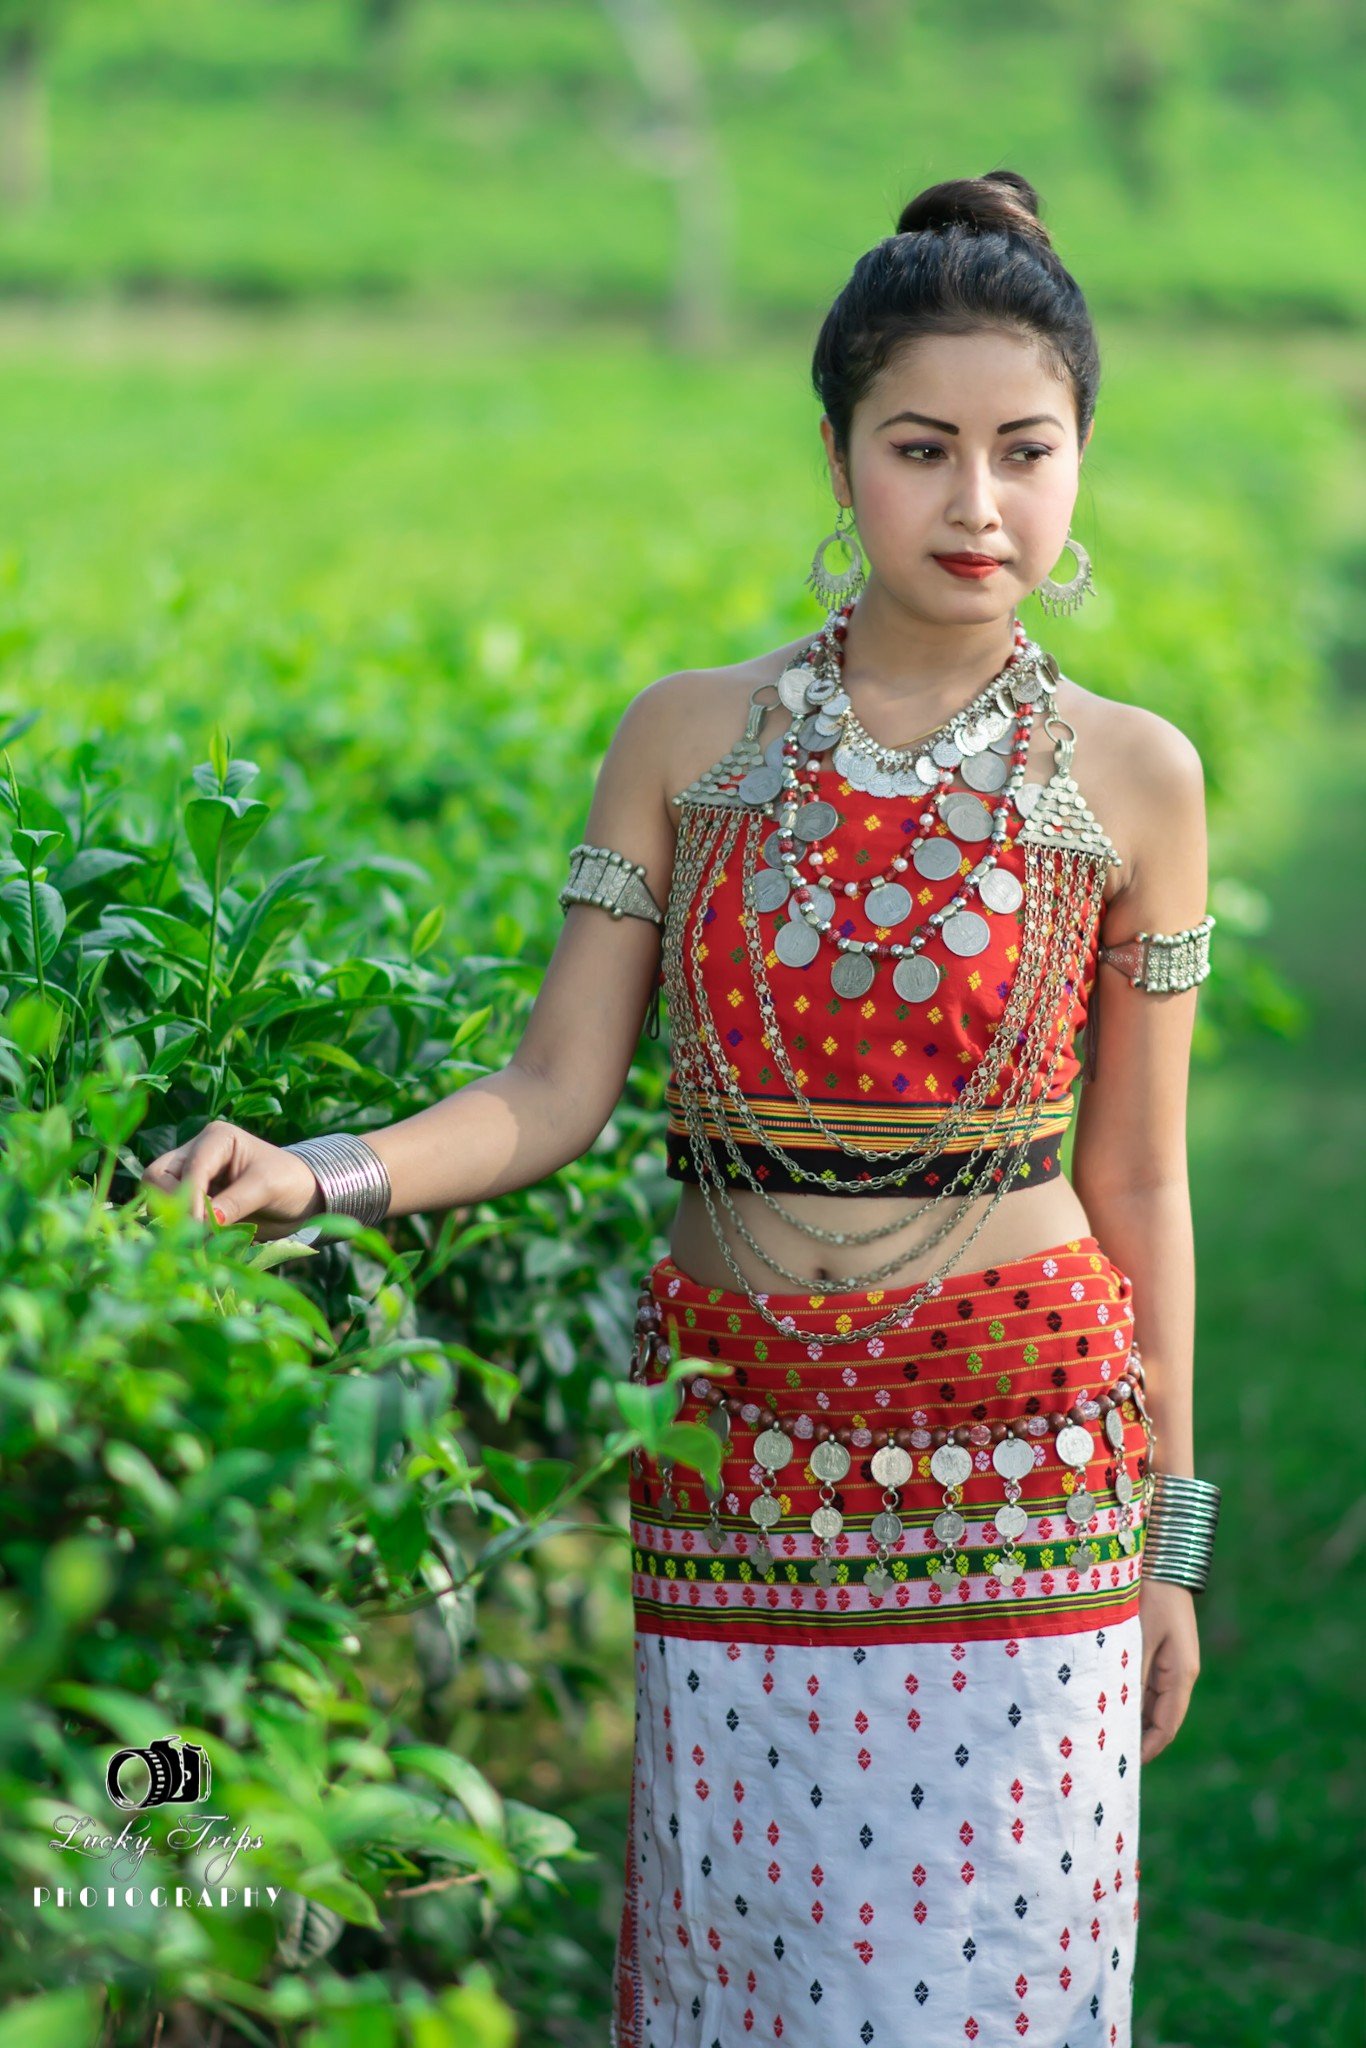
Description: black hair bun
896,170,1054,254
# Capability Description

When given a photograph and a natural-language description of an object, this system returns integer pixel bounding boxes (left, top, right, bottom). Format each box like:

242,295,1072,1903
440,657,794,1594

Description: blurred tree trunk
599,0,732,354
0,23,49,212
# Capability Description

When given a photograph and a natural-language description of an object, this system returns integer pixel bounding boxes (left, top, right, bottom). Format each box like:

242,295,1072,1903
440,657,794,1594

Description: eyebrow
876,410,1065,435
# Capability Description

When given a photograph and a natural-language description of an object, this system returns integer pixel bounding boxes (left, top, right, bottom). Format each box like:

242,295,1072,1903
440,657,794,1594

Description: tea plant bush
0,732,721,2047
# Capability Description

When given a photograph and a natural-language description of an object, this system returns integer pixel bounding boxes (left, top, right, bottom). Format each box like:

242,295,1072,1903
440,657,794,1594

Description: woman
141,170,1220,2047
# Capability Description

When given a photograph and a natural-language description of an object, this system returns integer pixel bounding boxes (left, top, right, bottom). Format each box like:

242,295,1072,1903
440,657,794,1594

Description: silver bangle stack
281,1133,392,1230
1139,1470,1221,1592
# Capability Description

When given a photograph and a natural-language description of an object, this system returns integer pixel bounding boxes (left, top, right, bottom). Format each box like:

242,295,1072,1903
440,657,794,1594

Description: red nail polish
212,1204,225,1224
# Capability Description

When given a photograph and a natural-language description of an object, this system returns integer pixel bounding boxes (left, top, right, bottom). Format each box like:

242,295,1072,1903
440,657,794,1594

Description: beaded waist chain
627,1248,1156,1611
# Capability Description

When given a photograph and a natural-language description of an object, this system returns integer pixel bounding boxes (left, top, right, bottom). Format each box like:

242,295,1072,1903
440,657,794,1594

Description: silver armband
1140,1470,1222,1592
558,841,664,927
281,1133,392,1229
1098,912,1214,992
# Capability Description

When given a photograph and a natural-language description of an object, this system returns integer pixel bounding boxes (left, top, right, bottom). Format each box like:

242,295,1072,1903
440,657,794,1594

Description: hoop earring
1033,532,1094,617
806,502,866,609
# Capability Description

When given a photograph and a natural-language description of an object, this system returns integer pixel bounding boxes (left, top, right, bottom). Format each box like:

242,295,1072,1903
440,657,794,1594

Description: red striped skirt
612,1234,1151,2048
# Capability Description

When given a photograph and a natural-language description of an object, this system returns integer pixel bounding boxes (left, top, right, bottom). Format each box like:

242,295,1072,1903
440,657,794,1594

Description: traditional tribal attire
557,606,1214,2048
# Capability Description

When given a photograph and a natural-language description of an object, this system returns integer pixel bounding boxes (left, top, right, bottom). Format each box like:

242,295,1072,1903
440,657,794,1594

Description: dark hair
811,170,1100,465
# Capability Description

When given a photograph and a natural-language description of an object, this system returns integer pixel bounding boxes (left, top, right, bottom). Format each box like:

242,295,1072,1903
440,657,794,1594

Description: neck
836,579,1022,719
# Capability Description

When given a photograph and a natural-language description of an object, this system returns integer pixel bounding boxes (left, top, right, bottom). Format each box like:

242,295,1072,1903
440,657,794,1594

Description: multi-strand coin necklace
662,601,1120,1346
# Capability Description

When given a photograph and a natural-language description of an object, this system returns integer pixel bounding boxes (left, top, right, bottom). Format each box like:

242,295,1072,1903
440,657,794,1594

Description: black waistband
665,1128,1067,1198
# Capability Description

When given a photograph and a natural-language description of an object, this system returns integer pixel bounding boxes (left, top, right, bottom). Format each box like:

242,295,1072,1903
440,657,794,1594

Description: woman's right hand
139,1119,325,1239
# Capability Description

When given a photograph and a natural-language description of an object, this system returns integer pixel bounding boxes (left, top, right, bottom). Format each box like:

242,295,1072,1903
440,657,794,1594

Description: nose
947,455,1004,534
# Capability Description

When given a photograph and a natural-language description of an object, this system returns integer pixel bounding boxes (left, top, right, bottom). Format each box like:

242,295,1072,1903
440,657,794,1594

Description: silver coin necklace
737,602,1059,1004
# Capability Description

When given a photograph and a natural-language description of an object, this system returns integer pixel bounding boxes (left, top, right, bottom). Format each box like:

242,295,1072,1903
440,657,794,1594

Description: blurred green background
0,2,1361,2044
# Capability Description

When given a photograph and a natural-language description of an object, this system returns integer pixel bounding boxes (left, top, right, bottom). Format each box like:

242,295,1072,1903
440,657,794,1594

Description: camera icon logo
105,1735,213,1810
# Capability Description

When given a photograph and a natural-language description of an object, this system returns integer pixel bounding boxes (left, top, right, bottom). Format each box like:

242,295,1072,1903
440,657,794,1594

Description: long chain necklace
658,602,1114,1345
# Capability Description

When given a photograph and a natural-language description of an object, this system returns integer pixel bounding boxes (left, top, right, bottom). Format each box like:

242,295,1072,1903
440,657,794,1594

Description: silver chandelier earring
807,501,866,609
1033,532,1094,617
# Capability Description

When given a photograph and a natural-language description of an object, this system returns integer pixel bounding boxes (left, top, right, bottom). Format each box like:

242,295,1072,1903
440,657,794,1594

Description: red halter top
661,687,1105,1197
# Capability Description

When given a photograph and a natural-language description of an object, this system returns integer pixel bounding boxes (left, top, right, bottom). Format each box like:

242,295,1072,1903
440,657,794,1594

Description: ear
818,415,851,504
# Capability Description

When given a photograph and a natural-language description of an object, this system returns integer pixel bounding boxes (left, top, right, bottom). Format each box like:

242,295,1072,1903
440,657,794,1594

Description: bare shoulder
1053,670,1206,897
643,632,816,806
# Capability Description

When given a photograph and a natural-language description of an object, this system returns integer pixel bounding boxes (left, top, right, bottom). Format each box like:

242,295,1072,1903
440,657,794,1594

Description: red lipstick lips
934,553,1005,579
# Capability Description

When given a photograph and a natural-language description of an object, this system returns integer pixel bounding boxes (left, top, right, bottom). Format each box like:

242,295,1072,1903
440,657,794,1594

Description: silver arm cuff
1098,912,1214,992
558,841,664,927
282,1133,392,1229
1140,1470,1222,1592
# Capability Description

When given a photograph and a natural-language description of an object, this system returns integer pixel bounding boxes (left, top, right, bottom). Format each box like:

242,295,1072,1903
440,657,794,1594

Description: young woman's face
820,327,1091,619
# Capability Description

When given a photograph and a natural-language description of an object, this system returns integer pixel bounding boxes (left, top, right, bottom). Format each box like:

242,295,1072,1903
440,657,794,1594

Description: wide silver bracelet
282,1133,392,1230
558,841,664,926
1098,913,1215,993
1140,1470,1221,1592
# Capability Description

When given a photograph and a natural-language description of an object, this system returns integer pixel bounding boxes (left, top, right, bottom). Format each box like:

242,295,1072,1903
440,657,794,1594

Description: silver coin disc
932,1508,966,1545
811,1438,851,1482
1114,1471,1135,1504
955,720,990,757
789,884,835,927
892,954,941,1003
751,868,791,914
831,743,858,780
870,1443,913,1487
777,664,816,712
978,867,1024,914
761,828,787,869
941,795,994,842
871,1510,904,1546
989,724,1018,756
821,690,851,719
763,734,789,770
754,1426,795,1470
929,1442,972,1488
798,715,832,754
960,749,1009,794
831,951,876,998
892,771,933,799
737,765,783,806
804,673,839,704
1014,781,1044,818
793,799,840,841
994,1502,1029,1542
750,1495,781,1528
864,882,913,927
913,837,963,881
810,1504,844,1540
992,1435,1034,1482
1066,1489,1097,1526
941,910,991,958
1055,1423,1094,1469
708,1405,731,1444
1105,1408,1126,1449
913,754,938,785
774,918,821,968
931,737,962,768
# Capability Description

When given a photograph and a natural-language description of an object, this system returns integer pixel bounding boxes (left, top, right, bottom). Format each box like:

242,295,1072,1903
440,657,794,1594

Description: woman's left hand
1138,1577,1201,1763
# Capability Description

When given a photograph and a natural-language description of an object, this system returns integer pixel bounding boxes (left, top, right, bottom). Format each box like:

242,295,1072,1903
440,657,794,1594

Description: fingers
1139,1646,1200,1764
139,1121,236,1225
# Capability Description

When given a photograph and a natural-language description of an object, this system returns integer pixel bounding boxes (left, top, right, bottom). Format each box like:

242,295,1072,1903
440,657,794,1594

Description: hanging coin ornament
864,882,913,927
1015,781,1044,816
737,764,783,805
794,799,841,841
929,1442,972,1488
979,868,1025,914
961,750,1009,794
774,919,821,967
941,910,991,958
913,837,964,881
751,868,791,913
939,793,994,841
1055,1422,1094,1468
791,884,835,925
892,954,941,1002
778,664,817,712
831,952,877,998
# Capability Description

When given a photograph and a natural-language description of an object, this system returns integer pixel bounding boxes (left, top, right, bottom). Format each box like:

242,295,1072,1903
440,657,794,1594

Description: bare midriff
667,1172,1094,1293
